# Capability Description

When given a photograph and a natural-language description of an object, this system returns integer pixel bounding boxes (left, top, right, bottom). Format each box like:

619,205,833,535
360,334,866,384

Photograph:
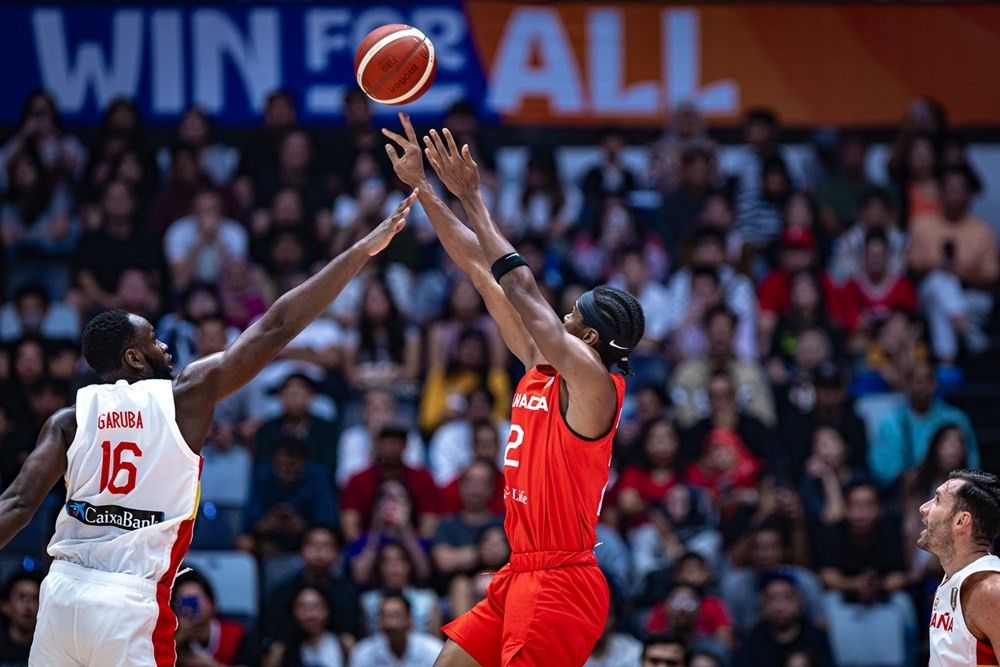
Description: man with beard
0,192,417,666
920,469,1000,666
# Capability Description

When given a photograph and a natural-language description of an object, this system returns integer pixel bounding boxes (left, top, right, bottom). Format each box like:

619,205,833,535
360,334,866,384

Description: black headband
577,290,629,361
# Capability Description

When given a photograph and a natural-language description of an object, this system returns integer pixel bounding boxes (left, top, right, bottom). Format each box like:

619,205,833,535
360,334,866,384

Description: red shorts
442,550,609,667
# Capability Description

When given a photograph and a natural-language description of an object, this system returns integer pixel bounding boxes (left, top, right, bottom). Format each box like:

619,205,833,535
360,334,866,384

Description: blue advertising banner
2,3,486,125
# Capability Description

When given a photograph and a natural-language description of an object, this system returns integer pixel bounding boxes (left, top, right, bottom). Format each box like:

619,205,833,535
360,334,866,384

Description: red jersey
501,365,625,554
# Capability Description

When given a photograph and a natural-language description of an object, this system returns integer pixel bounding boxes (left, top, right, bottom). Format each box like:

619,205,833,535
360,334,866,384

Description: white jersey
48,379,202,583
929,553,1000,667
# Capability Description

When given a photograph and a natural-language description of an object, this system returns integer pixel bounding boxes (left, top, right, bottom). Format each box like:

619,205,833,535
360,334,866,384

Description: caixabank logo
65,500,165,531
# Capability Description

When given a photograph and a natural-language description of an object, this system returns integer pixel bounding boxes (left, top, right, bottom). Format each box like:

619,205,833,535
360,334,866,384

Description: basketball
354,24,437,106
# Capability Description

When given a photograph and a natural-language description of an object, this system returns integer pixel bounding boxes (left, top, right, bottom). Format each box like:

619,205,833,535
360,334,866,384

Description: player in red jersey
384,114,645,666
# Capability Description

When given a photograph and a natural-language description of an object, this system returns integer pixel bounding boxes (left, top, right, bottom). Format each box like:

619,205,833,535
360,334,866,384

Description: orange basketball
354,24,437,106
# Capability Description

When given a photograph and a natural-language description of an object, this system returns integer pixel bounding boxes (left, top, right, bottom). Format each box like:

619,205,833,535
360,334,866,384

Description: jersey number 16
99,441,143,494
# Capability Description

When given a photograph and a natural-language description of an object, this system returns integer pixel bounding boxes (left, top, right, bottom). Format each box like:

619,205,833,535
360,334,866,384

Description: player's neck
941,544,990,579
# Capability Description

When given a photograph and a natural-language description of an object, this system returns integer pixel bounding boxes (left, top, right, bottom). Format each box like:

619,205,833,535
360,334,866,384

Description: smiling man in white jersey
0,191,417,667
920,468,1000,666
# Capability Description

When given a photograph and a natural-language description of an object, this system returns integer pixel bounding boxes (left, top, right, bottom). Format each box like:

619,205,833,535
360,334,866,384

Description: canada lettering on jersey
96,410,144,429
511,393,549,412
65,499,164,530
930,611,955,632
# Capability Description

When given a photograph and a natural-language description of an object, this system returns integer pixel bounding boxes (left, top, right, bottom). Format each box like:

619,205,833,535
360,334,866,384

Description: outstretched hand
358,188,418,256
423,128,480,199
383,112,426,188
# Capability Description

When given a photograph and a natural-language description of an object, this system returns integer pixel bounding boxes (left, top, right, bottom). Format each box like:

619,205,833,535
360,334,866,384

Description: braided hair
591,285,645,375
81,309,137,375
949,468,1000,548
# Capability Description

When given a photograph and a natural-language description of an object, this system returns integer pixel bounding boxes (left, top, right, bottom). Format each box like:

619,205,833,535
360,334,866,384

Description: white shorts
30,560,177,667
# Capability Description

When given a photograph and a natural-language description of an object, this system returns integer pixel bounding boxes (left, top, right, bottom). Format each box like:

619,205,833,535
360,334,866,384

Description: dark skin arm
0,407,74,549
424,129,615,439
172,192,417,451
383,113,542,369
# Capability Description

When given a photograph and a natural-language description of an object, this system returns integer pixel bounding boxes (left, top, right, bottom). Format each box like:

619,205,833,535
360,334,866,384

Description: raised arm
173,192,416,446
383,112,541,369
0,407,74,549
424,129,616,438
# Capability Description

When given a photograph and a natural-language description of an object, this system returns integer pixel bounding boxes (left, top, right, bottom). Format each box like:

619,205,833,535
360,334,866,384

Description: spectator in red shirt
614,419,684,527
438,419,505,515
758,228,843,352
686,428,762,508
340,423,439,542
840,229,918,334
173,569,257,666
644,582,734,658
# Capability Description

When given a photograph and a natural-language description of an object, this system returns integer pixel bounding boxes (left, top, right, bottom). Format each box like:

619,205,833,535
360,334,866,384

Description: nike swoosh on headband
608,340,628,350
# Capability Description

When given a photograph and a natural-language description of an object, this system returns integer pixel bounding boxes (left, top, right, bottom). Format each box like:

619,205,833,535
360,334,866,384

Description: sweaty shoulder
962,570,1000,642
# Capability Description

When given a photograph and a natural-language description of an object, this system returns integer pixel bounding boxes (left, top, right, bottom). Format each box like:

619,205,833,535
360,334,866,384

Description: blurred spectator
869,360,979,487
890,132,941,224
648,101,712,194
235,89,298,211
614,419,684,528
656,145,718,255
25,377,71,430
254,373,339,478
640,634,686,667
729,109,795,251
156,283,227,371
685,428,762,508
253,187,319,272
0,569,41,666
262,585,345,667
0,284,78,342
428,385,508,487
644,582,732,658
340,424,439,542
688,651,724,667
80,98,157,210
445,525,510,619
580,130,638,220
734,573,833,667
722,524,825,636
2,336,47,417
757,228,843,353
2,148,78,296
72,180,163,312
330,152,390,255
815,133,873,235
609,245,671,351
1,91,85,187
798,427,868,526
219,257,270,331
419,326,511,434
671,306,775,428
585,592,643,667
498,147,582,242
828,187,906,284
336,389,424,489
114,267,162,325
150,145,228,239
431,460,504,580
664,228,757,360
241,439,338,554
839,229,917,335
158,106,239,186
815,482,915,663
767,272,841,375
359,542,440,635
437,419,506,515
347,592,443,667
681,371,775,470
165,188,249,292
265,525,360,652
343,278,421,395
199,420,252,508
630,486,721,587
908,166,998,363
172,569,256,667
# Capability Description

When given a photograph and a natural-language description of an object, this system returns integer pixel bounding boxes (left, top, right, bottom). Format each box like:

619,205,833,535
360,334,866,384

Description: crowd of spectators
0,88,997,667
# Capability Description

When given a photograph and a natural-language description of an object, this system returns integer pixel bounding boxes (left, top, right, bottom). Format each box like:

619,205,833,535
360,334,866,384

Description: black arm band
490,252,528,282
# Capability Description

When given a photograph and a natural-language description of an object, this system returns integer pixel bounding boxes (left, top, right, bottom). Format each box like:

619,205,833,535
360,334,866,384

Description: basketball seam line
358,34,432,104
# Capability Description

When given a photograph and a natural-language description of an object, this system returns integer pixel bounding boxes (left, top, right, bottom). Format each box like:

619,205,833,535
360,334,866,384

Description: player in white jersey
0,190,418,667
919,468,1000,666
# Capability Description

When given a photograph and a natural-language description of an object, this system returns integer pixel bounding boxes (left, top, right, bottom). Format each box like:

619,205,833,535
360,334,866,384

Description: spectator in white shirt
165,188,248,291
428,386,508,487
0,284,79,342
337,389,424,488
348,592,442,667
